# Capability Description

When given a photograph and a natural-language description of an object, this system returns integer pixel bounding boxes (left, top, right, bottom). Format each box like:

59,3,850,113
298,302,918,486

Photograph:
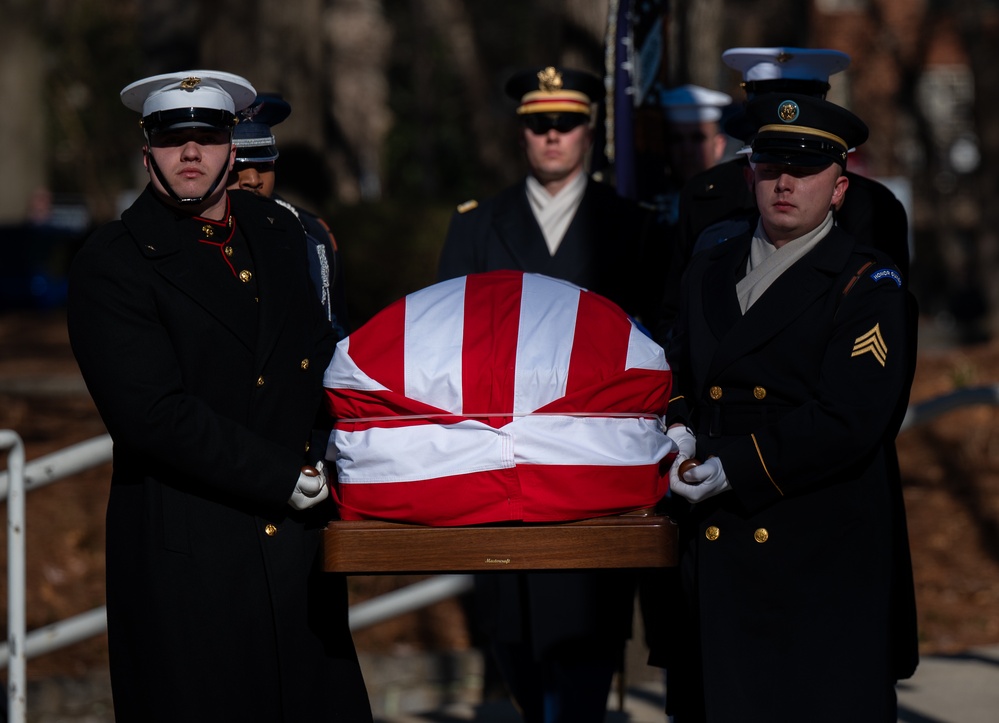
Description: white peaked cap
722,47,851,83
660,84,733,123
120,70,257,117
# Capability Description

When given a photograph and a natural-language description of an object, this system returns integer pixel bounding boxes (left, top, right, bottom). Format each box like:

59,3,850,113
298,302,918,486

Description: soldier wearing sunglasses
437,65,653,723
439,65,652,325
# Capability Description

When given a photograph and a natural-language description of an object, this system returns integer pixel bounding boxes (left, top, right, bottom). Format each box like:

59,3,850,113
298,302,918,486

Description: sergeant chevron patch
852,323,887,367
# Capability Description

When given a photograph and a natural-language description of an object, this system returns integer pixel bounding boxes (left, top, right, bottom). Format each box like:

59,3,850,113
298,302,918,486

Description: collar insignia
852,323,887,367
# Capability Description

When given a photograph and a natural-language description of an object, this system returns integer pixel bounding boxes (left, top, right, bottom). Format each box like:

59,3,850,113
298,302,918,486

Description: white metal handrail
0,430,472,722
1,429,27,722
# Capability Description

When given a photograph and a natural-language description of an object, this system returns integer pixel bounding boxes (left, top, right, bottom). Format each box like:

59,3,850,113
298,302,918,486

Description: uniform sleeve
722,263,912,511
437,209,483,281
67,238,306,507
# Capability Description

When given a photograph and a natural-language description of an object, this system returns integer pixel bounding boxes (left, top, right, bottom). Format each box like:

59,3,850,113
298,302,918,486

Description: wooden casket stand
324,508,677,574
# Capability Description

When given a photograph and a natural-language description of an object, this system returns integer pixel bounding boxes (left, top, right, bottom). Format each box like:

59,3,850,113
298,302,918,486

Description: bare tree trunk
560,0,610,71
325,0,393,203
0,5,46,223
416,0,508,185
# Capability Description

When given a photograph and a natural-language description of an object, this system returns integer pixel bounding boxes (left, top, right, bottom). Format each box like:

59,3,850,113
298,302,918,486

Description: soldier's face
227,162,276,197
144,127,235,207
521,119,592,187
666,120,727,183
752,161,848,246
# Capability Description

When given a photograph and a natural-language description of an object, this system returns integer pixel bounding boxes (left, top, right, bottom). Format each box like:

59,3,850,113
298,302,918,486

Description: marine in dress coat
67,186,372,722
663,224,918,722
436,175,649,664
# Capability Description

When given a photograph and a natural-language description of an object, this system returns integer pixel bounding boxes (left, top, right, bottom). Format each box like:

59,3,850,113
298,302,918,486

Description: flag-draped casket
324,270,673,526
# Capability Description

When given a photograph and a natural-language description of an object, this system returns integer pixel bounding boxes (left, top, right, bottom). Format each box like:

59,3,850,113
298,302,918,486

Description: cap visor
750,150,837,167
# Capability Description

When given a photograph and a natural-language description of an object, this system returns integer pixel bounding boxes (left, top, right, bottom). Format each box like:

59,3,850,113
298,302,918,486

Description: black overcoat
653,159,911,343
662,225,918,722
67,187,372,722
438,178,651,319
437,177,649,658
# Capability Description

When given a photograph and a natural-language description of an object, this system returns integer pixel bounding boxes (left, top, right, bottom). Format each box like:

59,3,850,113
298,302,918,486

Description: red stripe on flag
565,289,630,396
349,296,406,392
461,272,522,426
518,464,668,522
335,468,521,526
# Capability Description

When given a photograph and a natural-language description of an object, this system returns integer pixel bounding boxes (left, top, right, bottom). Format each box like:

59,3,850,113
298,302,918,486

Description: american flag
324,271,673,526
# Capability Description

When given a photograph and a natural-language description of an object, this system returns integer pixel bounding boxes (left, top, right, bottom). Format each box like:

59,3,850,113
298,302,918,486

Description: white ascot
526,171,587,256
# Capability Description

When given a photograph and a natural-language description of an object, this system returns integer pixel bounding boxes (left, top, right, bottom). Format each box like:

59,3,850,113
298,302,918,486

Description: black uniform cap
232,93,292,163
504,66,602,116
747,93,868,168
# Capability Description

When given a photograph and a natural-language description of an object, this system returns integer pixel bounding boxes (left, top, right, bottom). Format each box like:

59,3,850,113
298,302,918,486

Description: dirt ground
1,308,998,681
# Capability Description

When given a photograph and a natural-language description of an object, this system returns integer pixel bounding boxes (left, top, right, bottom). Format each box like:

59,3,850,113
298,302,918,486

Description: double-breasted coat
437,177,650,661
662,225,918,722
67,187,372,722
653,159,911,343
438,178,652,321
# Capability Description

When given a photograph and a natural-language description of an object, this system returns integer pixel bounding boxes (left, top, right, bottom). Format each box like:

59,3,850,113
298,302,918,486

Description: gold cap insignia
537,67,563,92
180,77,202,90
778,100,800,123
851,323,887,367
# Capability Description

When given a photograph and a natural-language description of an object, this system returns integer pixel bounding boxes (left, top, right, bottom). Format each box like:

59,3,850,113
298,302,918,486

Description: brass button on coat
264,524,278,537
300,358,310,370
709,386,723,400
255,376,265,387
239,269,253,283
754,528,769,543
705,525,720,541
224,245,234,257
202,225,214,238
754,386,767,399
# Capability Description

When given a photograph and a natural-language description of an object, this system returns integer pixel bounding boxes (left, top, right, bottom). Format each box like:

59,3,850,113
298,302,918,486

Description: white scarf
526,171,587,256
736,211,834,314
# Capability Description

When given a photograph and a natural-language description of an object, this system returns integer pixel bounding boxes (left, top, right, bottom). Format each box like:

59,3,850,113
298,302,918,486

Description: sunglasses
522,114,588,135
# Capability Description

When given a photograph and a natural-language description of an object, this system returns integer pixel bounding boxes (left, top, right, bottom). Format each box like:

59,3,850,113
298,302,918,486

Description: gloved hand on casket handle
288,460,330,510
671,456,731,503
666,424,697,488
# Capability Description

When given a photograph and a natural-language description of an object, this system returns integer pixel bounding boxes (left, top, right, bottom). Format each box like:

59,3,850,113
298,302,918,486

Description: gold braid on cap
756,123,847,150
517,66,591,116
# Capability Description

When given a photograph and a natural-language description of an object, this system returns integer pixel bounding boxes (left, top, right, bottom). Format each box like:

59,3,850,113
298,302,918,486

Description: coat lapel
705,226,855,377
491,181,550,270
122,189,257,351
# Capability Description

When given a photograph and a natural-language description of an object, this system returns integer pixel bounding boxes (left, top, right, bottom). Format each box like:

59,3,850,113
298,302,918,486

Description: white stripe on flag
330,420,514,484
329,415,668,484
626,323,669,372
323,338,389,392
514,274,579,413
404,276,465,412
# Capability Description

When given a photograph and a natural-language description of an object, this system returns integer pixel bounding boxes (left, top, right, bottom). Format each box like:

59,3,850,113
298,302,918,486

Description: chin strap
147,149,232,205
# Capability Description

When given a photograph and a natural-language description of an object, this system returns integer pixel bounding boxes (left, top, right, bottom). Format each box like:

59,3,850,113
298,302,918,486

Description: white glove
670,456,732,503
666,425,697,489
288,460,330,510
